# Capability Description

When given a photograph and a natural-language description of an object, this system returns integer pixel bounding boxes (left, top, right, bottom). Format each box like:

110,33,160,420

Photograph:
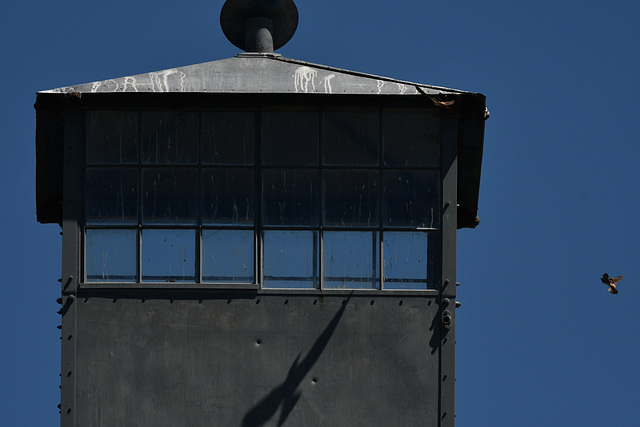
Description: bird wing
601,273,610,284
610,276,623,284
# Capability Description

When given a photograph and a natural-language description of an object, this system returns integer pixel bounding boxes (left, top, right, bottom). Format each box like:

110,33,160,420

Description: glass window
85,168,137,225
262,169,319,226
141,111,198,164
86,229,137,282
142,168,198,225
383,109,440,168
263,230,318,288
383,170,440,228
202,230,254,283
323,170,378,227
141,229,195,282
323,231,379,289
262,110,319,165
83,106,440,290
383,232,428,290
86,111,138,164
202,111,254,165
323,109,378,166
202,168,254,226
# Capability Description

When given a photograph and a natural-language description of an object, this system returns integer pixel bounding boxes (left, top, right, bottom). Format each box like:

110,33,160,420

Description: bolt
442,310,452,325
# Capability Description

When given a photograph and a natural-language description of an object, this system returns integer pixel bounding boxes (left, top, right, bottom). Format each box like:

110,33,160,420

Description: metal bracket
441,310,452,330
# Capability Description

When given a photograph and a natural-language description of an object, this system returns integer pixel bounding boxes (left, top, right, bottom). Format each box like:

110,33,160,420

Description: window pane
262,110,319,165
323,109,379,166
86,229,137,282
323,170,378,227
202,230,254,283
323,231,379,289
202,168,253,226
86,168,137,225
383,109,439,168
383,170,440,228
142,168,198,225
263,230,317,288
262,169,318,226
86,111,138,164
142,229,195,282
141,111,198,164
383,231,428,290
202,111,254,165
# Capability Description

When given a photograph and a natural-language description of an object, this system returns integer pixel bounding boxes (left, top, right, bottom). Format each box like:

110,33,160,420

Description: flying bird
601,273,623,294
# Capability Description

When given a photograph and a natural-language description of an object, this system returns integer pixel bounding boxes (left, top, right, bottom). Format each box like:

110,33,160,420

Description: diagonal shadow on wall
242,296,351,427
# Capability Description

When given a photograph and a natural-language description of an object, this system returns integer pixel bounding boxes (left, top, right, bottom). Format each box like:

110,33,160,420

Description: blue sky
2,0,639,425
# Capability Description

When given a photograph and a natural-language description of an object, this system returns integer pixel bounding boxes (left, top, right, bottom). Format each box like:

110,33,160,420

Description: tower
35,1,487,425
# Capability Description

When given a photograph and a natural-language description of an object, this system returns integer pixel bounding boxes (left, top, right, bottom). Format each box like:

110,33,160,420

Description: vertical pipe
244,17,274,53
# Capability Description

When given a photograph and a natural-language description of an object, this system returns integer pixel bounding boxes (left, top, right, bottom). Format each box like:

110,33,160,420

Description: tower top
220,0,299,53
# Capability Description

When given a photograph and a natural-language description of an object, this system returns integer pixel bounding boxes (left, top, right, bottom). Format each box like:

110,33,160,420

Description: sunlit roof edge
37,54,479,96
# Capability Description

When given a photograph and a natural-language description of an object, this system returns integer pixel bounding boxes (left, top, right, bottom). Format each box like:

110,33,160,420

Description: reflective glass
86,111,138,164
383,231,428,289
383,109,440,168
142,168,198,225
202,230,254,283
323,109,379,166
323,170,378,227
262,110,319,165
202,168,253,226
262,169,318,226
86,229,137,282
142,229,195,282
141,111,198,164
263,230,318,288
383,170,440,228
202,111,254,165
323,231,379,289
82,106,441,288
86,168,137,225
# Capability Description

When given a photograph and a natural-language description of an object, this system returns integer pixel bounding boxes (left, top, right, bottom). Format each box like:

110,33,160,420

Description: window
83,106,440,290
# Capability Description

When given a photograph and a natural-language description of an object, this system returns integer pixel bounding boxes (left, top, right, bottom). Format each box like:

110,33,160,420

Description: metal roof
39,53,476,97
35,54,487,229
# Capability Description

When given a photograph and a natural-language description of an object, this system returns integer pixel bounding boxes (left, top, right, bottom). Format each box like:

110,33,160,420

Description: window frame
78,96,448,294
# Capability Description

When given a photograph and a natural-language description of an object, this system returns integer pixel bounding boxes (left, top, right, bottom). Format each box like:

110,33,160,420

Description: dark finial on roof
220,0,299,53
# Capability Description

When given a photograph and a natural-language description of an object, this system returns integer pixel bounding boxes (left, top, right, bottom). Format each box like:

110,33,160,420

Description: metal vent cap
220,0,298,53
